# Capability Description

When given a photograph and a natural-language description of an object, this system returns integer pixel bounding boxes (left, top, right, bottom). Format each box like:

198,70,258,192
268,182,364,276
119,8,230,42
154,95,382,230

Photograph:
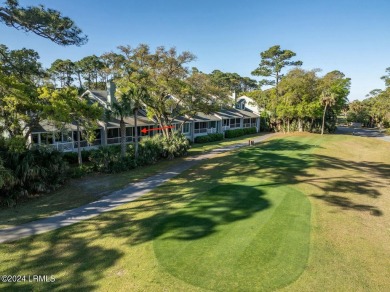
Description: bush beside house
194,133,224,143
0,133,189,206
225,127,257,138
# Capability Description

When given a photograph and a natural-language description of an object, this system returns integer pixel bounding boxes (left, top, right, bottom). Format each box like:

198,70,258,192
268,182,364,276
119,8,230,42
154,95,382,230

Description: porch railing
194,128,208,134
229,123,241,129
107,136,144,144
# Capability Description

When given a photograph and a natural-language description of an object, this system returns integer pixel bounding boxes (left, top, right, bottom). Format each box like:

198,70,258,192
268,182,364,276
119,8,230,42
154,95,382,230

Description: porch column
191,121,195,143
102,124,108,146
256,117,260,133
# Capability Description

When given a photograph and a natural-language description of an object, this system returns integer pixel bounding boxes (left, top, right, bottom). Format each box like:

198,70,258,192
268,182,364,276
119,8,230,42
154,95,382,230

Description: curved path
336,126,390,142
0,134,275,243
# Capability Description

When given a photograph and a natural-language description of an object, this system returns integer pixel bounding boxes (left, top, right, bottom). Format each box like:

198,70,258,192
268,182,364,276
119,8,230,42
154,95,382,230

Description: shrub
0,147,69,206
243,127,257,135
225,128,244,138
89,146,125,173
137,135,164,165
68,164,91,178
62,152,78,165
62,149,92,165
194,133,224,143
162,132,190,159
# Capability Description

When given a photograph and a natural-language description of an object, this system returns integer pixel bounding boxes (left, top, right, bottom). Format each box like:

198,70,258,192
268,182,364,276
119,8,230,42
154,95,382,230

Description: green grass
0,132,268,229
154,182,311,291
1,133,389,291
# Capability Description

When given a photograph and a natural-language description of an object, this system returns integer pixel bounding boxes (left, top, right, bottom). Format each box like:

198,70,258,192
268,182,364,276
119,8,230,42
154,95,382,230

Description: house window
62,131,73,142
251,118,257,124
182,123,190,133
41,133,54,144
223,119,229,126
195,122,207,129
210,121,216,128
126,127,133,137
32,134,39,144
107,128,119,138
53,132,61,142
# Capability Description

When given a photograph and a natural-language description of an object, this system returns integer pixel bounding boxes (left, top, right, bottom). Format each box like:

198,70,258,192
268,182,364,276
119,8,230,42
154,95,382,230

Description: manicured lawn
0,133,389,291
0,132,267,229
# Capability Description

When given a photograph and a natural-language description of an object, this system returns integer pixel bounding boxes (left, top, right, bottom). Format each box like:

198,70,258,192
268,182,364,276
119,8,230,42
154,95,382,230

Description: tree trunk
287,118,290,133
134,109,139,160
310,118,314,132
77,121,82,166
298,118,303,132
120,119,126,158
77,72,82,89
321,103,328,135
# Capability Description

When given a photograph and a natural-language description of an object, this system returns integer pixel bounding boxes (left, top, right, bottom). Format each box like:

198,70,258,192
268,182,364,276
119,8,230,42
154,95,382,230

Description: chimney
231,90,236,107
107,80,116,105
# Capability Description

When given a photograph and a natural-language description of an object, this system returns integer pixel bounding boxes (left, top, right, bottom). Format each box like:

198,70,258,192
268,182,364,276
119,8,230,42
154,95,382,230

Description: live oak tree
209,70,258,96
319,71,350,134
356,69,390,128
251,45,302,94
278,68,321,132
346,100,370,125
111,44,229,140
39,86,103,165
0,45,46,139
0,0,87,46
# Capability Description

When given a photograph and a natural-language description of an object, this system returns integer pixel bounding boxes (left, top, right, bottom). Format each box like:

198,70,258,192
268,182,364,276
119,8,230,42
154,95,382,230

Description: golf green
153,179,311,291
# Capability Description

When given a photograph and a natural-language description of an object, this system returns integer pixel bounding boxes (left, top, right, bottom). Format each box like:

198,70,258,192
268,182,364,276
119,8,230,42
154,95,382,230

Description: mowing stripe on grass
153,180,311,291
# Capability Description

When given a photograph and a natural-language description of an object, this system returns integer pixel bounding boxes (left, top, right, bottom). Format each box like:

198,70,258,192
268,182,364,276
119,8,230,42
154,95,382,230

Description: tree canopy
0,0,87,46
251,45,302,91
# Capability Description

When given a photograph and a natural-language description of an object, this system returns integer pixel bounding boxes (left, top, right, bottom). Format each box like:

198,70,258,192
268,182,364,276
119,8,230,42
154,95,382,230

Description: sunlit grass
1,133,389,291
0,132,268,229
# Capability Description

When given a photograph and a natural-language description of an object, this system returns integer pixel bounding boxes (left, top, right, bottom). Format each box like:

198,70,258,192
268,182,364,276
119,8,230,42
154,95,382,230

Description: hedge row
225,127,257,138
0,133,190,206
194,133,224,143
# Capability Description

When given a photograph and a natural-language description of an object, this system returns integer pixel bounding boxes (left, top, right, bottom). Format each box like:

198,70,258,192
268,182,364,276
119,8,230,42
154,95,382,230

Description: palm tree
320,90,336,135
111,87,147,159
111,93,134,158
129,87,148,160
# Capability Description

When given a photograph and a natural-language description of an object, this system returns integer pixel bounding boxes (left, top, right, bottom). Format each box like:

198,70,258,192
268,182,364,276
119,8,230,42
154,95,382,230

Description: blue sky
1,0,390,100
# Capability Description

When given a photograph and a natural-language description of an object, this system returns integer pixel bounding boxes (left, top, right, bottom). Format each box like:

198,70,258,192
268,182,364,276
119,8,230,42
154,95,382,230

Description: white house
28,84,262,150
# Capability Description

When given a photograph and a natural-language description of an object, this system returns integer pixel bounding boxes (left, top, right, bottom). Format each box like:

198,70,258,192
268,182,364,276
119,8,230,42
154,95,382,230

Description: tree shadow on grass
1,137,387,289
311,194,383,216
0,227,123,291
229,139,388,215
96,183,270,245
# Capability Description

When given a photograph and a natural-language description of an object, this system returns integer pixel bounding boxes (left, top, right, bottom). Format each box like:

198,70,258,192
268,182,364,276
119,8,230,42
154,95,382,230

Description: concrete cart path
336,126,390,142
0,133,275,243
